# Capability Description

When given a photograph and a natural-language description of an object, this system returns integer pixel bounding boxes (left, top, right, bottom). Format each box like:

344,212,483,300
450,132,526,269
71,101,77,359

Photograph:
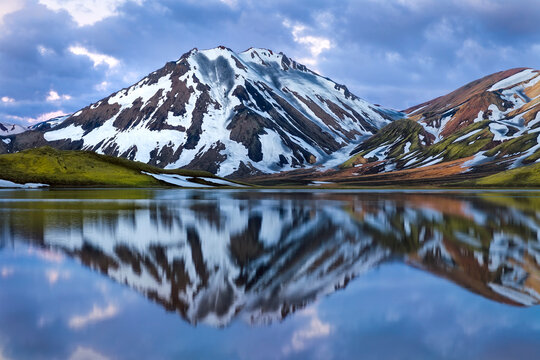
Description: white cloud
1,96,15,103
69,45,120,68
69,304,119,329
39,0,144,27
46,90,71,102
283,306,332,354
283,19,333,67
95,81,110,92
0,0,24,25
37,45,55,56
69,346,110,360
35,111,68,123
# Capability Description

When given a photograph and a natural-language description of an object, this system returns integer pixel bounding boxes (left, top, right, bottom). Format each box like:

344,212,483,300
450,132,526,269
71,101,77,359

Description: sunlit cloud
69,45,120,68
27,248,65,262
0,0,24,25
69,304,119,329
38,0,145,27
283,19,333,68
1,96,15,104
45,269,71,284
46,90,71,102
0,345,13,360
8,110,70,125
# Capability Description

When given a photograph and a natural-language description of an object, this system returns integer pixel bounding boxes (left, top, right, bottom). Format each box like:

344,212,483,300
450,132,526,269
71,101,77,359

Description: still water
1,189,540,360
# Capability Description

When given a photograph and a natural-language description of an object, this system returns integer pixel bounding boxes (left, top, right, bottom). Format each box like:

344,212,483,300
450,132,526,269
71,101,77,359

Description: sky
0,0,539,126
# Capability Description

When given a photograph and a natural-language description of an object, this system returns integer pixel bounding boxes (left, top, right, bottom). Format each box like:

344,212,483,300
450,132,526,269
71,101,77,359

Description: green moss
341,119,424,168
473,162,540,187
420,121,493,162
484,133,538,158
0,147,246,188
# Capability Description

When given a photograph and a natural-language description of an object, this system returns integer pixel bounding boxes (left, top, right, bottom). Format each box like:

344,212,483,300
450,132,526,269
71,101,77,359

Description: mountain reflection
1,190,540,326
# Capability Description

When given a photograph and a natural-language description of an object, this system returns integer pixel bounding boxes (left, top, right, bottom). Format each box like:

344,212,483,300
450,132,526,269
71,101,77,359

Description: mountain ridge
1,48,539,184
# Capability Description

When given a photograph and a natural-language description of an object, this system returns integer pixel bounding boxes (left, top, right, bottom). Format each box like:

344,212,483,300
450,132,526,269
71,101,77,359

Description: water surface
1,189,540,359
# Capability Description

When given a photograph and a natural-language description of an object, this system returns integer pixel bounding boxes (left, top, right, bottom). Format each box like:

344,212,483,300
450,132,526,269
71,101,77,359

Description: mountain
3,191,539,327
344,68,540,174
249,67,540,186
0,122,26,136
2,47,400,177
28,114,71,131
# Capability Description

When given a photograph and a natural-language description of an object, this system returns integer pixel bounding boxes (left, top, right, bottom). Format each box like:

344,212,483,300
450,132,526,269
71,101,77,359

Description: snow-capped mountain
336,68,540,180
3,192,539,326
0,122,26,136
29,114,71,131
11,47,399,177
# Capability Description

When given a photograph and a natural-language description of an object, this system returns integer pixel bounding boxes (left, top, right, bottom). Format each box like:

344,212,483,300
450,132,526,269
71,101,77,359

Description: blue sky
1,0,539,125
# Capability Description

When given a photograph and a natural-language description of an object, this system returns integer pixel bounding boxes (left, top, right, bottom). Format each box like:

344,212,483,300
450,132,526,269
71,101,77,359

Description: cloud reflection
68,304,119,329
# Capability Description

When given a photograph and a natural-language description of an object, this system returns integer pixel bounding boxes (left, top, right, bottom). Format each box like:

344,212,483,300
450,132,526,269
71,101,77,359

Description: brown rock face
405,68,528,117
404,68,540,140
227,107,268,162
440,92,513,137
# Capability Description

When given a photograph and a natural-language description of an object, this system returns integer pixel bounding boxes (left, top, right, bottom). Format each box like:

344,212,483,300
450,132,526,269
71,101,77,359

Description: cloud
95,81,110,91
68,303,119,329
28,248,65,262
219,0,237,8
283,306,332,354
1,96,15,103
68,45,120,68
69,346,110,360
283,19,332,67
12,110,69,124
37,45,55,56
0,0,24,25
45,269,71,284
46,90,71,102
38,0,144,27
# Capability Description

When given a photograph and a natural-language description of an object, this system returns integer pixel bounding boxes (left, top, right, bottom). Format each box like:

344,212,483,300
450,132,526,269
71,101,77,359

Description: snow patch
0,179,49,188
489,69,538,92
453,129,483,143
142,172,212,188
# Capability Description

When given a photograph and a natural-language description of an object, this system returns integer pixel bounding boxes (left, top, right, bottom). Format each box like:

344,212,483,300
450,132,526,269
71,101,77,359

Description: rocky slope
0,122,26,136
1,47,399,177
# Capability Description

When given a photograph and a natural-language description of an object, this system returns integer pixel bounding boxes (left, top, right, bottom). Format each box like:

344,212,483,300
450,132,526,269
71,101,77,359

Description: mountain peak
6,45,397,176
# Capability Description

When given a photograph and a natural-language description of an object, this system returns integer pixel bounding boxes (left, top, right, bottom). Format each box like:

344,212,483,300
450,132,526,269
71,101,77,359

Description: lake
1,189,540,360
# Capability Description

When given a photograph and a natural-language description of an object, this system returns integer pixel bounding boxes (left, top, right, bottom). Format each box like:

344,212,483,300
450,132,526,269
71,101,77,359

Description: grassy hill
471,162,540,187
0,147,240,187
